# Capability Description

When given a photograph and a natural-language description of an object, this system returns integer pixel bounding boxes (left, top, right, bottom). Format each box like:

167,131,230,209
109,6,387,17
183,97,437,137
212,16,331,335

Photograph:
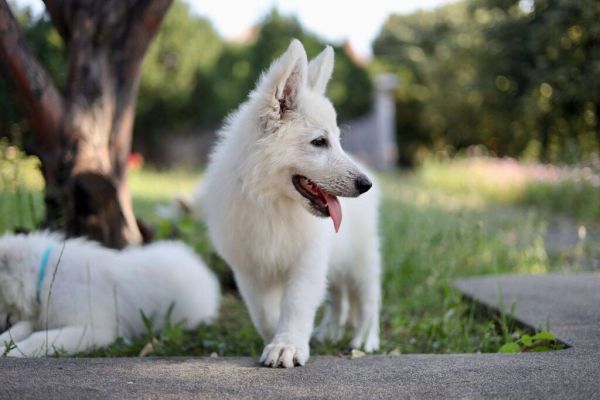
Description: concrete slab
454,272,600,350
0,272,598,399
0,351,598,400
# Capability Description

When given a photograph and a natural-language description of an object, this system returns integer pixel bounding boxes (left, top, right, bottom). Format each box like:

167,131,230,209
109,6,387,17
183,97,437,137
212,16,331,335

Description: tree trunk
0,0,172,248
596,103,600,154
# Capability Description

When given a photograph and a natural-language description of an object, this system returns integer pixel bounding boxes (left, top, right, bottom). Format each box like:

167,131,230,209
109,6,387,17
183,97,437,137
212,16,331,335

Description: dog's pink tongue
323,192,342,233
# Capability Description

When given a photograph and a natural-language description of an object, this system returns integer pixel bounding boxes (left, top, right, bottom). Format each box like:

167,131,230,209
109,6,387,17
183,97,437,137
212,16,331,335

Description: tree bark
0,0,172,248
595,103,600,154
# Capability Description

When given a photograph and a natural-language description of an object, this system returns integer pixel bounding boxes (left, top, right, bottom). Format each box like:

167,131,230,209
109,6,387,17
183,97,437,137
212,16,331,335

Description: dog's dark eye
311,137,328,148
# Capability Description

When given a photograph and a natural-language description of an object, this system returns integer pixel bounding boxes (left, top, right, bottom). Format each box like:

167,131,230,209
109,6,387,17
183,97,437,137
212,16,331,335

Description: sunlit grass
0,149,594,356
418,155,600,222
133,168,560,355
0,143,45,232
129,167,200,202
128,167,201,217
374,174,553,353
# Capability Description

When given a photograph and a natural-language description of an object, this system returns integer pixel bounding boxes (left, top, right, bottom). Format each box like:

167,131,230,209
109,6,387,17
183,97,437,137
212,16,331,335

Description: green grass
129,167,201,217
0,144,45,232
0,147,588,357
374,174,555,354
95,168,574,356
418,156,600,223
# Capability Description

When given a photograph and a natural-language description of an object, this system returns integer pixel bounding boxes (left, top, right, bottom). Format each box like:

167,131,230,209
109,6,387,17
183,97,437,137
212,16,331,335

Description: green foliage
417,154,600,223
3,158,589,357
0,4,371,150
0,141,44,233
374,0,600,164
120,166,570,356
375,173,552,353
93,168,555,356
191,9,372,124
498,342,521,352
1,340,16,356
0,150,594,356
136,1,223,135
499,331,565,353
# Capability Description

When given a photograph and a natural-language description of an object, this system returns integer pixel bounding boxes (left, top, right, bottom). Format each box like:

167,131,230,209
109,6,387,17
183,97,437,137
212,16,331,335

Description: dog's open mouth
292,175,342,232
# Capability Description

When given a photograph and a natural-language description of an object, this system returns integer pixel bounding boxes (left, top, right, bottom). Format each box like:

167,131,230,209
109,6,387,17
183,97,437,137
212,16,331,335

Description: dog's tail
128,241,221,327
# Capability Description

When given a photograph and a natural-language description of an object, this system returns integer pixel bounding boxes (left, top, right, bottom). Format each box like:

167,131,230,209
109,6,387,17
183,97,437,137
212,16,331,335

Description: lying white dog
0,231,220,357
202,40,381,368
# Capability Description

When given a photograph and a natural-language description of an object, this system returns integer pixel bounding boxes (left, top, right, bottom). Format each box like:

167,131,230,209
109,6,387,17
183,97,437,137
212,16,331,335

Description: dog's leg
5,326,112,357
235,271,283,343
349,257,381,352
349,281,381,352
314,282,348,343
0,321,34,346
260,260,327,368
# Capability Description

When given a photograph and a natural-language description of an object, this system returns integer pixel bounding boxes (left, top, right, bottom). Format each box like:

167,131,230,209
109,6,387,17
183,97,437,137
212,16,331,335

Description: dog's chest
215,199,327,273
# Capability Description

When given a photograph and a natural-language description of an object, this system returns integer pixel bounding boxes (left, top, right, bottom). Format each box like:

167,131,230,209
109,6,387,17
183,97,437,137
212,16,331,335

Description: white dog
0,231,220,357
202,40,381,368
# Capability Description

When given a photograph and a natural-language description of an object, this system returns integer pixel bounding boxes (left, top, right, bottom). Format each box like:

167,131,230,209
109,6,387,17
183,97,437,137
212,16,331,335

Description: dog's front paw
259,342,307,368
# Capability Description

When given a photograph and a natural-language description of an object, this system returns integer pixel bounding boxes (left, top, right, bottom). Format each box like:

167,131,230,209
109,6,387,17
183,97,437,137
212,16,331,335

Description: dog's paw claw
260,342,306,368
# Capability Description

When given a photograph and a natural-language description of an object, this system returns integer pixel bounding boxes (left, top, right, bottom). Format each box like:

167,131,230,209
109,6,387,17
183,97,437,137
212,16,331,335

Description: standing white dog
202,39,381,368
0,231,220,357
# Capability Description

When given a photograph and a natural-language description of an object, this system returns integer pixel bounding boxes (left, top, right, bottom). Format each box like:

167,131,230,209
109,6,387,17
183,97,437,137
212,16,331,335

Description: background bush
374,0,600,165
2,0,599,166
0,2,372,156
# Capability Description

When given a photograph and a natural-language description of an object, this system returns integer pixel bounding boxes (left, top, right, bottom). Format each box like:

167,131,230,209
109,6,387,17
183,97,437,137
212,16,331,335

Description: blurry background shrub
1,0,599,167
0,2,372,161
374,0,600,165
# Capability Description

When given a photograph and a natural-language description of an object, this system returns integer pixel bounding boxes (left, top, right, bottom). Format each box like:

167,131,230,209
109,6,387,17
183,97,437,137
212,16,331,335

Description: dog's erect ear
264,39,308,117
308,46,334,95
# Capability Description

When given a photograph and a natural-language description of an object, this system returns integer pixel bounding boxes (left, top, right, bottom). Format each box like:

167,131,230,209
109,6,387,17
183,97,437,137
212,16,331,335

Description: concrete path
1,273,598,399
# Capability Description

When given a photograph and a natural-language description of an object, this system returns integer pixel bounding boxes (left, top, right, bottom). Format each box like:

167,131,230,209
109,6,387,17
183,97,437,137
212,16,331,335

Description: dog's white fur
202,40,381,368
0,231,220,357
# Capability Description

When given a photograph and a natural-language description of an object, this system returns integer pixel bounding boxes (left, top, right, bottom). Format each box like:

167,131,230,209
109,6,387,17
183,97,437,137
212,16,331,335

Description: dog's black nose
355,175,372,194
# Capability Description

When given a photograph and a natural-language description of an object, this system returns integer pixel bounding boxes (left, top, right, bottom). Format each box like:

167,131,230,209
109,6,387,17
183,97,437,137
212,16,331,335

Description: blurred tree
135,0,223,137
1,6,373,168
0,4,65,141
373,3,470,164
518,0,600,161
196,10,372,124
374,0,600,164
0,0,172,247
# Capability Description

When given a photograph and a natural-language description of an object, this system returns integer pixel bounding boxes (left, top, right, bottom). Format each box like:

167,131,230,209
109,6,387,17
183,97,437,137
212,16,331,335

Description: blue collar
36,245,55,304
